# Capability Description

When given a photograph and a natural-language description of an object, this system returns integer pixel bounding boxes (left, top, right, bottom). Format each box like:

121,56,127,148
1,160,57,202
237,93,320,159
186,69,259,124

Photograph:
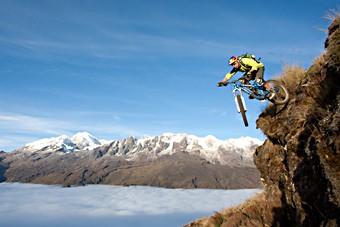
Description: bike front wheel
236,94,249,127
266,80,290,105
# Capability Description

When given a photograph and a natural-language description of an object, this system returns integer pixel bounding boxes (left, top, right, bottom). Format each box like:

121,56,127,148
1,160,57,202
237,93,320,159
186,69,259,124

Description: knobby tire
266,80,290,105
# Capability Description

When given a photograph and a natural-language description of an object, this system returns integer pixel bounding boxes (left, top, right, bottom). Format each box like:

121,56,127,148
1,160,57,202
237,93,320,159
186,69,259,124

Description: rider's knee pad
255,78,264,85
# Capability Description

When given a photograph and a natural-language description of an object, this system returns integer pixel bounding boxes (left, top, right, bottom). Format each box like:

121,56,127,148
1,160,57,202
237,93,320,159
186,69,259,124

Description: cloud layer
0,183,261,227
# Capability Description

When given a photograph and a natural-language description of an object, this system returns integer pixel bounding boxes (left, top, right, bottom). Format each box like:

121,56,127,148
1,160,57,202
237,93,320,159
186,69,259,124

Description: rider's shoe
268,92,276,101
248,95,254,99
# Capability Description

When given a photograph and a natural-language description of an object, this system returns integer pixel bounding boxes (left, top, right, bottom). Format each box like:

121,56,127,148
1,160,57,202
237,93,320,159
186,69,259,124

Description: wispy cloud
0,111,143,150
0,112,68,135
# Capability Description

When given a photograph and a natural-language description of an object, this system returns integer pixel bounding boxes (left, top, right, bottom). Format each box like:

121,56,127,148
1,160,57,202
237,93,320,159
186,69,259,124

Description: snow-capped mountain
18,132,263,165
21,132,103,153
3,132,264,188
22,135,78,153
71,132,101,150
106,133,262,164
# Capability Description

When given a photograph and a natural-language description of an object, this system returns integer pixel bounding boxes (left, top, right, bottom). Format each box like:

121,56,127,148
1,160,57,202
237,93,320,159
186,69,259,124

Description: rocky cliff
185,13,339,227
253,14,340,226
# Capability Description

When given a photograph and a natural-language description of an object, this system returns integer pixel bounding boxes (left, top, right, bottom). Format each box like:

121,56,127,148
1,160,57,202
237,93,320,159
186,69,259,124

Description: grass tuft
277,65,306,94
324,7,340,21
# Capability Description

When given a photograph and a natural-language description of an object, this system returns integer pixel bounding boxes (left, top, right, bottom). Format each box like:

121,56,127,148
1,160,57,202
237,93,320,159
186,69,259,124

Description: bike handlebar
217,79,240,87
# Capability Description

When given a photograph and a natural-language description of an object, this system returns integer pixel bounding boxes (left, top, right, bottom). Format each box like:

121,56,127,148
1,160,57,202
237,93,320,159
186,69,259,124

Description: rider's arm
218,69,237,85
223,68,238,81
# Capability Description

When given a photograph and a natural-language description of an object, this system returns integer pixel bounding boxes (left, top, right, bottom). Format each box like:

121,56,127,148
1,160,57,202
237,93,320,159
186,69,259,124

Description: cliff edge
253,13,340,226
185,13,339,227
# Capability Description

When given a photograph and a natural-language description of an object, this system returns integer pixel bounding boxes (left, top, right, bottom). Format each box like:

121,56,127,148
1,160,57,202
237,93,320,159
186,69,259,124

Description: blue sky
0,0,337,151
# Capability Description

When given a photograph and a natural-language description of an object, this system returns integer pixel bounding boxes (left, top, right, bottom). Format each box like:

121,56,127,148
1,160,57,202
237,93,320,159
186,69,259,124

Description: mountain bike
220,79,289,127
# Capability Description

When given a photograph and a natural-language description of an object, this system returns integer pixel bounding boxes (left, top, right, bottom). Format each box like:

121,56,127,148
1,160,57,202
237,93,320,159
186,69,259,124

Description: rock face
254,16,340,226
184,14,340,227
0,133,263,189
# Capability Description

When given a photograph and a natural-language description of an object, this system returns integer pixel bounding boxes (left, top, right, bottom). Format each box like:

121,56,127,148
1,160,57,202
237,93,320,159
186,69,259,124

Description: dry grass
324,7,340,21
184,192,282,227
271,53,328,105
269,52,326,97
258,54,327,140
317,8,340,33
312,52,327,65
274,65,306,94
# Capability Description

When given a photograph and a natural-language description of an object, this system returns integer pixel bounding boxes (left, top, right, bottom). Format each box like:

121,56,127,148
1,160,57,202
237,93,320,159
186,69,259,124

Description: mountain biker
217,55,275,100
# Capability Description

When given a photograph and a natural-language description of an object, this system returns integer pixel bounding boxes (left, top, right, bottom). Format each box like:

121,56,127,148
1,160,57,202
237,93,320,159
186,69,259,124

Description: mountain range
19,132,262,165
0,132,263,189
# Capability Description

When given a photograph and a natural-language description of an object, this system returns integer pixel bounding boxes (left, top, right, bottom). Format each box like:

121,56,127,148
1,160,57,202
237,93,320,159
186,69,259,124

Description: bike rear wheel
236,94,249,127
266,80,290,105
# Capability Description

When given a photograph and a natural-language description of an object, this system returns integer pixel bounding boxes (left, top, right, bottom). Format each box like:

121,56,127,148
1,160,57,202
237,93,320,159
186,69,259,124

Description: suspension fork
232,88,247,112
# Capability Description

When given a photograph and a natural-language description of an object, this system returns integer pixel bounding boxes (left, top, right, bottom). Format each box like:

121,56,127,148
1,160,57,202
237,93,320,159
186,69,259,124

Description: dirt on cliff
185,12,340,227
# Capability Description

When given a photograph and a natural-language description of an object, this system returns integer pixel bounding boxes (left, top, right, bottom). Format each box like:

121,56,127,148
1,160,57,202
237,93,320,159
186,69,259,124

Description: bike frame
222,79,289,127
230,80,270,100
229,80,269,113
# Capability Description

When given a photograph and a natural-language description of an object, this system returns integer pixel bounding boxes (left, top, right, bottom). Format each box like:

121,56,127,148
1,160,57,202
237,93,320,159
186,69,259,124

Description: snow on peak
225,136,262,149
201,135,221,148
21,132,103,153
71,131,101,150
222,136,263,158
23,135,77,153
124,133,263,164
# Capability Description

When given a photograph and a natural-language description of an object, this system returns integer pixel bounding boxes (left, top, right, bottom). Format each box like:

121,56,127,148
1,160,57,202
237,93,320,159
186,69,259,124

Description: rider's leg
240,73,252,85
254,67,270,91
240,74,255,99
254,67,275,100
263,82,271,91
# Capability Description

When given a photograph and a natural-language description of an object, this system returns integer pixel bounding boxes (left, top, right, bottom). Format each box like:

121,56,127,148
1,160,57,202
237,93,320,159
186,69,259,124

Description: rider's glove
216,82,224,87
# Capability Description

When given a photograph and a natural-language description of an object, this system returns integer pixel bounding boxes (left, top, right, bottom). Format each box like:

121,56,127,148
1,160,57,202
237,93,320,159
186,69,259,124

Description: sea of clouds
0,183,262,227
